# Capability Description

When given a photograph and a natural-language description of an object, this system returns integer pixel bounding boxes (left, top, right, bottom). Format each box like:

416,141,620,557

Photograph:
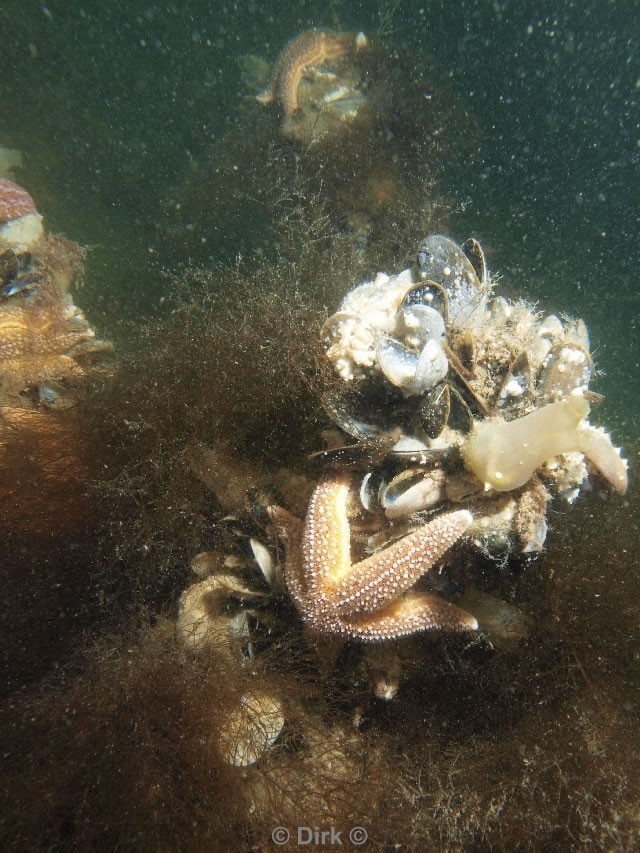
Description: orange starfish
268,474,478,641
256,29,357,117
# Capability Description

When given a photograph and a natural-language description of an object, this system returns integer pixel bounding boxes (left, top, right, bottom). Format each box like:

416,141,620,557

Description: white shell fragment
218,691,285,766
0,212,44,252
249,537,277,587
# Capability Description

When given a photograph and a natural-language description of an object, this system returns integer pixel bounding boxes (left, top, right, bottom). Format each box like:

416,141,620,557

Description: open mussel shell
399,303,446,349
418,377,478,438
415,235,489,331
539,342,592,402
400,279,448,327
447,383,475,433
377,337,420,391
377,336,449,397
415,234,480,291
380,467,447,519
461,237,488,287
359,469,386,513
419,383,450,439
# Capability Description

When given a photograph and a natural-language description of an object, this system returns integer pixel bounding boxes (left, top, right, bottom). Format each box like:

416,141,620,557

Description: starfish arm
331,510,473,615
302,474,352,598
256,30,352,116
267,505,306,608
339,591,479,641
256,79,276,104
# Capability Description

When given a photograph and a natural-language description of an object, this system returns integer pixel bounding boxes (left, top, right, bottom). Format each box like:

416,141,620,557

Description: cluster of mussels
322,234,628,558
176,234,629,736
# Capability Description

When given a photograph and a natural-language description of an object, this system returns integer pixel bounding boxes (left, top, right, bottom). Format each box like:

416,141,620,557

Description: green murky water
1,2,639,849
1,0,637,425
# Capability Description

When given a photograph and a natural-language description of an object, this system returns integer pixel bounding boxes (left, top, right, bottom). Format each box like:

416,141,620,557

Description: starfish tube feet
332,509,474,614
343,592,479,641
269,475,477,642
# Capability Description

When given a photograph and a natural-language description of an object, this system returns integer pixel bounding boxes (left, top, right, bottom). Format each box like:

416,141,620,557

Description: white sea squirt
462,388,628,494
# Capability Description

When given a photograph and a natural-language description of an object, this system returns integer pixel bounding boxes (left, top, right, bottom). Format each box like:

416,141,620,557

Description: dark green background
1,0,638,435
